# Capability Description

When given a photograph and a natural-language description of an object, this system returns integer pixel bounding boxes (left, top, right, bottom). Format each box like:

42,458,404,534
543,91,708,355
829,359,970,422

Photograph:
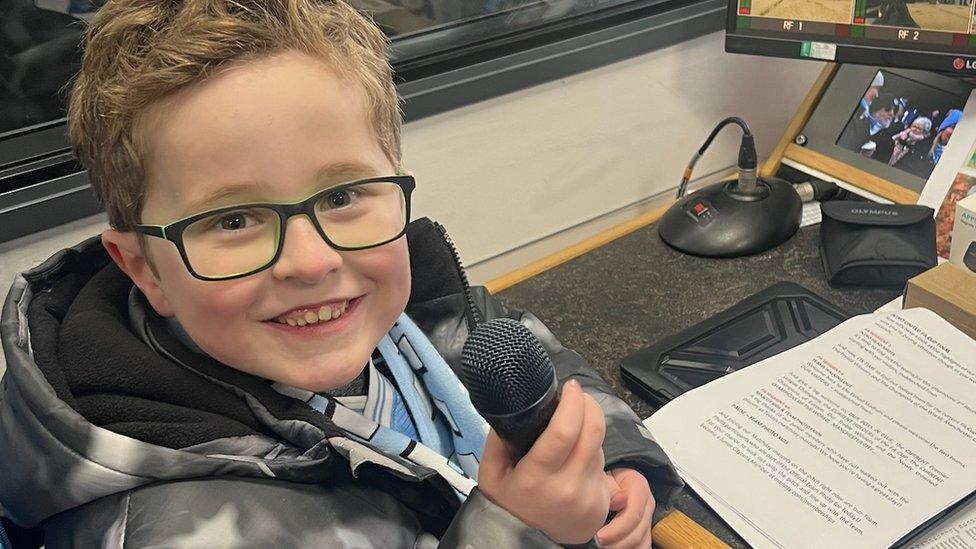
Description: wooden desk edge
485,203,673,294
653,510,731,549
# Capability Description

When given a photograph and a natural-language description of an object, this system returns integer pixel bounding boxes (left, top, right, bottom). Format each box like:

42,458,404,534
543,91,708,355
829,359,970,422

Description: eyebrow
179,162,380,218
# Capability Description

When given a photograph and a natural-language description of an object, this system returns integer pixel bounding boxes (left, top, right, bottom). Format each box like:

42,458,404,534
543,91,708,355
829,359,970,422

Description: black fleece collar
47,261,344,450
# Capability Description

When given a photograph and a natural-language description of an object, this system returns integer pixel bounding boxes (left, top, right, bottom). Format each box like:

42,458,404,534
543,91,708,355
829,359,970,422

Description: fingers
606,474,623,510
637,512,653,548
478,429,514,488
523,380,586,470
598,470,654,548
614,469,654,518
596,489,638,544
608,488,627,513
597,497,651,549
566,390,607,477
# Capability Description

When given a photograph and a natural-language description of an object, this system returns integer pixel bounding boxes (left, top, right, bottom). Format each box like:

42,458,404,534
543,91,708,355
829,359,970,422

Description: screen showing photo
836,69,967,181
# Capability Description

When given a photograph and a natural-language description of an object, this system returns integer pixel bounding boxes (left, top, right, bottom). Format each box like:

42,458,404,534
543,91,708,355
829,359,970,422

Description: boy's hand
478,379,611,545
596,468,655,548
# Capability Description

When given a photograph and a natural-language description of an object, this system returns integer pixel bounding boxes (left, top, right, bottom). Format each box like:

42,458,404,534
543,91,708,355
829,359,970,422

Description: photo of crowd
836,70,967,181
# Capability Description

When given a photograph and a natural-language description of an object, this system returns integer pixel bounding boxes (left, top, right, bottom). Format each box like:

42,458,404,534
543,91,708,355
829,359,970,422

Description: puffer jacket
0,217,682,547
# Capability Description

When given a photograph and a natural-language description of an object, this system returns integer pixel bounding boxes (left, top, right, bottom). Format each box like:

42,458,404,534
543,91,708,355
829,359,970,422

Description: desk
496,219,902,547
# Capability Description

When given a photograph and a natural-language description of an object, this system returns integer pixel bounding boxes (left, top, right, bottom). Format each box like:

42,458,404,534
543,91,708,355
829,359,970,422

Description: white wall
0,30,824,306
404,31,824,281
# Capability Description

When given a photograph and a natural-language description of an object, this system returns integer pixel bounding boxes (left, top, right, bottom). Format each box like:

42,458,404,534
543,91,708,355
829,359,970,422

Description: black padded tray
620,282,849,408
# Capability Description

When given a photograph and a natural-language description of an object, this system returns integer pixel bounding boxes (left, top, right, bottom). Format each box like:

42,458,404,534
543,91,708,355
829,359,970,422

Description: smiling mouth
270,300,350,327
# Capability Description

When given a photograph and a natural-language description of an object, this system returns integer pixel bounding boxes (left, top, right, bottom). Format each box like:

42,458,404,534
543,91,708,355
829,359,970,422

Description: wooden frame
762,62,929,204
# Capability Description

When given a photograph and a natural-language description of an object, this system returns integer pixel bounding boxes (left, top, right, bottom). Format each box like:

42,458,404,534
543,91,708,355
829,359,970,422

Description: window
0,0,722,242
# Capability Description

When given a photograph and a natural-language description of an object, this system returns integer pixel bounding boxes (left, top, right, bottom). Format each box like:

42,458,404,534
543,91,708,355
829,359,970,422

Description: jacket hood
0,217,469,528
0,237,350,526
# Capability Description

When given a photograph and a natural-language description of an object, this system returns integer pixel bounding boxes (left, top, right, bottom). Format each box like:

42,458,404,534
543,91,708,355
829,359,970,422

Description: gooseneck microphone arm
675,117,757,199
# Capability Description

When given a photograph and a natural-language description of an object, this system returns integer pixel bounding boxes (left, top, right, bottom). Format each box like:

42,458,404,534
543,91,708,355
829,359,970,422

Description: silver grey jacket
0,219,681,547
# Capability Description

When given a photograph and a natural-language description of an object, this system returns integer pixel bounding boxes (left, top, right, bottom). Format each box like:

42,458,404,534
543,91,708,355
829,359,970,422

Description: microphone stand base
658,178,802,258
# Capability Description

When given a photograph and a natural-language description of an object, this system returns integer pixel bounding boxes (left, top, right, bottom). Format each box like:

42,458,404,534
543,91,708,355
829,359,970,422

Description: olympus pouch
820,201,936,286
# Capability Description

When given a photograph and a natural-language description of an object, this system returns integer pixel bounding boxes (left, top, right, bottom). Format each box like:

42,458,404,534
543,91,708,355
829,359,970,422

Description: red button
693,203,706,215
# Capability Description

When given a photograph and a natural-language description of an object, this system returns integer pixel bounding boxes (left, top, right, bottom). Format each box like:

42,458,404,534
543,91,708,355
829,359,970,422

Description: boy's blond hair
68,0,401,231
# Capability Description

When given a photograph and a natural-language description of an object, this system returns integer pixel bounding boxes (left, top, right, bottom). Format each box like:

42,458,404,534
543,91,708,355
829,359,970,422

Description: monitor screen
727,0,976,74
836,69,968,180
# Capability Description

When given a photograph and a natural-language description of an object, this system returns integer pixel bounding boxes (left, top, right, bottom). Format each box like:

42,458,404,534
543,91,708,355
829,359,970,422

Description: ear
101,229,176,317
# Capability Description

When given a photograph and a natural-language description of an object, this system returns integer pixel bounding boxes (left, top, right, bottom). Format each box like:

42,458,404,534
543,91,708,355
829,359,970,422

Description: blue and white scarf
273,313,489,499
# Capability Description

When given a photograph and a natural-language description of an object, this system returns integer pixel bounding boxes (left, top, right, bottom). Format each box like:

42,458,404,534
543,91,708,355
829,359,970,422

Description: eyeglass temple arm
134,225,166,239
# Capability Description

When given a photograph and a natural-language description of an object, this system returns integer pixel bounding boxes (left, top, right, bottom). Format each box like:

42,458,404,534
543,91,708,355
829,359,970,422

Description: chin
288,356,369,393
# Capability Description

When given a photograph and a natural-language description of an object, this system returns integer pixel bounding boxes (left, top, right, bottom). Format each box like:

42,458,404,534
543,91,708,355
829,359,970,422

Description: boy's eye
320,188,360,210
328,191,350,208
201,209,271,232
220,213,248,230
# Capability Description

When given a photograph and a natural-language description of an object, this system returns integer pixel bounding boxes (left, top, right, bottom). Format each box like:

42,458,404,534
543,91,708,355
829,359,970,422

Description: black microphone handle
482,376,560,461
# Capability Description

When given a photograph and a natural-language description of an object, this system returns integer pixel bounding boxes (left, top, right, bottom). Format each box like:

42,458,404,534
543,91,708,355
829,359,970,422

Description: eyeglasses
135,175,415,281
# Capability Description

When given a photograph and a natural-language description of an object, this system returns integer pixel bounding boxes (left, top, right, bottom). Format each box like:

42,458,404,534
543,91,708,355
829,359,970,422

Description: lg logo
953,57,976,71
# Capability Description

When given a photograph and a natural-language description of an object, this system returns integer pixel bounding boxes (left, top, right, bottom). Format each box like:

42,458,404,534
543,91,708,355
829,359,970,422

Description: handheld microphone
460,318,560,461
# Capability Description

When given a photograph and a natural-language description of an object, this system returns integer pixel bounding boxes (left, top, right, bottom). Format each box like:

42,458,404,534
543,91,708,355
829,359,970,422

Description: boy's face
105,51,410,392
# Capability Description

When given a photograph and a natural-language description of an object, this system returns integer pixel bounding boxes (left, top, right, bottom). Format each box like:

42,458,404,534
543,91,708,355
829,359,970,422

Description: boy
0,1,681,546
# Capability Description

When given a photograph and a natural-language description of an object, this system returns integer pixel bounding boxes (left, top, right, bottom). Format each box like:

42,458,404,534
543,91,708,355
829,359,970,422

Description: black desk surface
496,220,902,547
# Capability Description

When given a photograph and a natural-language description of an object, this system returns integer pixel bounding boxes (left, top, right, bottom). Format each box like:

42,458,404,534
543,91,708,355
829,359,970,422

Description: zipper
0,519,11,549
432,221,483,330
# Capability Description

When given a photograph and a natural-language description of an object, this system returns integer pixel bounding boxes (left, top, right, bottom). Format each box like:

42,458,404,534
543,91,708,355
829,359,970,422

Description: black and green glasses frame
135,175,416,281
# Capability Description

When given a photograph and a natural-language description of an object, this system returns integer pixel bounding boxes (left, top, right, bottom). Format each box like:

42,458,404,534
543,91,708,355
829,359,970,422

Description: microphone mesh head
459,318,555,416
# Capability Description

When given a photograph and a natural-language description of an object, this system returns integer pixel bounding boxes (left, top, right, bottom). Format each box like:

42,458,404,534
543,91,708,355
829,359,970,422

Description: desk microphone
460,318,559,461
658,116,802,258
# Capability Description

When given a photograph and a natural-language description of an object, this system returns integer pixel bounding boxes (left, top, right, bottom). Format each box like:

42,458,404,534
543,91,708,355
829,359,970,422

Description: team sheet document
643,308,976,548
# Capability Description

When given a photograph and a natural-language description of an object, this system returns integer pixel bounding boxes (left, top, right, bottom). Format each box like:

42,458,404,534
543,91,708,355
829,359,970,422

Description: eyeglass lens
181,181,407,278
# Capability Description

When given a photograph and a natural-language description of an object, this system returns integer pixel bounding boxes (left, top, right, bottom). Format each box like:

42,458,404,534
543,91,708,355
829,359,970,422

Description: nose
270,215,342,283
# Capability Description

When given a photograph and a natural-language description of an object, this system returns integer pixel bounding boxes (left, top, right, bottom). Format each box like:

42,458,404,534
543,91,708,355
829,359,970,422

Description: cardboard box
949,193,976,273
904,262,976,340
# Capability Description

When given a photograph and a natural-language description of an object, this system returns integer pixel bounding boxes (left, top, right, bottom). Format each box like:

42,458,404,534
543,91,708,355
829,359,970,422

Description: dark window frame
0,0,724,244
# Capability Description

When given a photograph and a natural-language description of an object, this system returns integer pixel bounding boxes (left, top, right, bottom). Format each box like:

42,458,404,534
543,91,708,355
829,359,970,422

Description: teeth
274,300,349,326
318,305,332,322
